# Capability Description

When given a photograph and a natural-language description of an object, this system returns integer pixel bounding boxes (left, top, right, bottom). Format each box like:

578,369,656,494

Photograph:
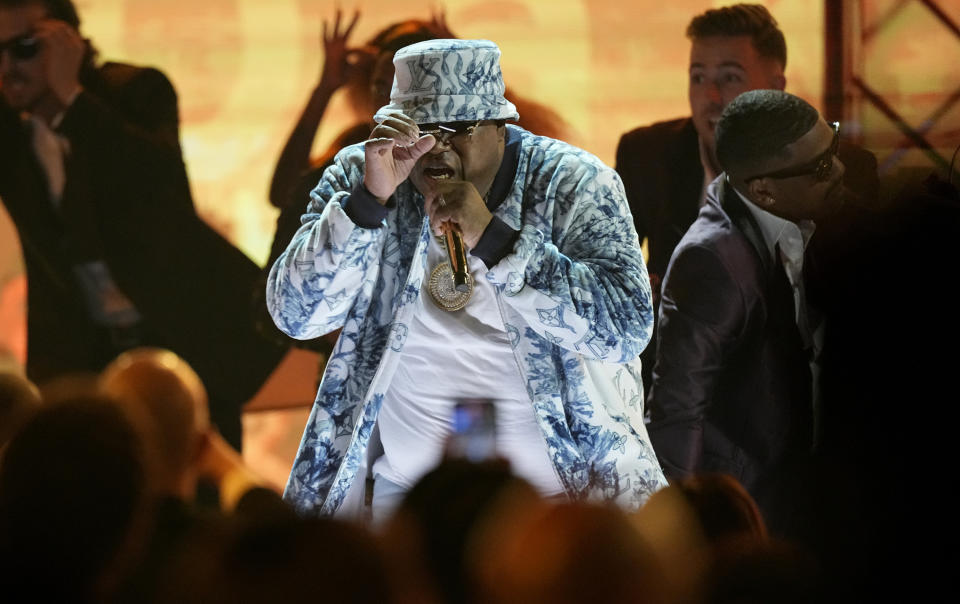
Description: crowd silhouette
0,352,824,604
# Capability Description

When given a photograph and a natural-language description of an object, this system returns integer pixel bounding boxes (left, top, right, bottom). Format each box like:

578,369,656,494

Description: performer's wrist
471,216,519,268
344,183,391,228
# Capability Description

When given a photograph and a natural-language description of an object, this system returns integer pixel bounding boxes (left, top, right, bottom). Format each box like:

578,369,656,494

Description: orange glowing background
2,0,958,368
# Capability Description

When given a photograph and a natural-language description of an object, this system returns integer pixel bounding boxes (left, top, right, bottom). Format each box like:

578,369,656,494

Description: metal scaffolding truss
824,0,960,176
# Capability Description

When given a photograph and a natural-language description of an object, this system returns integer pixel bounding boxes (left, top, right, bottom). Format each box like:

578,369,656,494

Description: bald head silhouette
100,348,210,498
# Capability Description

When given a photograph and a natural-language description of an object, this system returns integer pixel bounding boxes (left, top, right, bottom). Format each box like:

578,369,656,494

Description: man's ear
747,177,778,210
773,73,787,91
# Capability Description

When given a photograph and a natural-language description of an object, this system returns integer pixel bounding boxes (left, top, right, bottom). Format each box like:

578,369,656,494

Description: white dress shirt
734,183,824,446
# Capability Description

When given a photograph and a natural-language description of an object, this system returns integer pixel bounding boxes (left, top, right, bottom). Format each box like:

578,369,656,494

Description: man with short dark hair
268,38,666,521
684,3,787,183
0,0,287,447
618,4,787,305
646,89,843,535
615,3,877,391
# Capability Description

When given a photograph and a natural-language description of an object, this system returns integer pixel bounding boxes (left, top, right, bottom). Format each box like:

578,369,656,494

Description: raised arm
269,9,362,209
266,114,435,339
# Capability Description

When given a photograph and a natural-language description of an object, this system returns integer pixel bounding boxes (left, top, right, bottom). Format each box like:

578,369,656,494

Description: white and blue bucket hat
373,38,520,125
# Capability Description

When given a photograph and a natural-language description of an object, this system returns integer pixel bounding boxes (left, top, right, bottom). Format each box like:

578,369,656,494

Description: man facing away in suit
647,90,844,539
0,0,287,448
616,4,877,392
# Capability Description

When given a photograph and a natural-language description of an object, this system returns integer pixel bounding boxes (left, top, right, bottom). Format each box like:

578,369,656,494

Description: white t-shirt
372,232,564,496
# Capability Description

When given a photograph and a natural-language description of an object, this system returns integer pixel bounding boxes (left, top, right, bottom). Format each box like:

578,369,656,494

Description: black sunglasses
747,122,841,182
0,35,40,61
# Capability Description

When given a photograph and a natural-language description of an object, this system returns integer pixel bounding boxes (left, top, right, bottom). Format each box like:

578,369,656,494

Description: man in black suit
647,90,842,537
0,0,286,447
616,4,877,391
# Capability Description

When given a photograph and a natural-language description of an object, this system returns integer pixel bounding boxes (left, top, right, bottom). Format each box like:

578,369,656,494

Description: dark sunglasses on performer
419,120,504,146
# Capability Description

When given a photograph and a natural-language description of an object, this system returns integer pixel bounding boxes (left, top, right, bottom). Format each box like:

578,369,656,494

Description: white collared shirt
733,182,824,447
733,184,819,349
27,114,69,206
27,112,142,330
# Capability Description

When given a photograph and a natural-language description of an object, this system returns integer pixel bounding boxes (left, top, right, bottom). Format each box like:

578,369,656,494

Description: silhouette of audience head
382,458,541,604
100,347,209,498
0,392,146,601
674,473,768,545
716,89,844,222
685,4,787,161
0,367,40,450
475,501,667,604
706,539,821,604
156,516,393,604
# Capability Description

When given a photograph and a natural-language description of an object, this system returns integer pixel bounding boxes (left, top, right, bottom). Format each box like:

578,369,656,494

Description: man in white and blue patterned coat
267,38,666,520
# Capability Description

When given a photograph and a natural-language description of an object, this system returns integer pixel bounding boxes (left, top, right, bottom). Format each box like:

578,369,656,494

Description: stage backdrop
2,0,957,367
73,0,829,264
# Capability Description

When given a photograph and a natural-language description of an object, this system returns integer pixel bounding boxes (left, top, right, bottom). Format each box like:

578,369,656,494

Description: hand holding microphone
427,181,494,294
426,180,494,244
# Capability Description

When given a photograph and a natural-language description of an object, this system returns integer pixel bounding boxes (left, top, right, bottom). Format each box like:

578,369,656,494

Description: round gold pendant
428,262,473,311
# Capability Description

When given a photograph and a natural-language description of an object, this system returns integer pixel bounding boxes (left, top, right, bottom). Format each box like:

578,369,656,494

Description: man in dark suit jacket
616,4,878,392
0,0,287,446
647,90,845,538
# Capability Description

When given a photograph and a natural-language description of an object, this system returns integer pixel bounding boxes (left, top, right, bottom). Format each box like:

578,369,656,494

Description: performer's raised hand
364,111,435,202
318,8,362,92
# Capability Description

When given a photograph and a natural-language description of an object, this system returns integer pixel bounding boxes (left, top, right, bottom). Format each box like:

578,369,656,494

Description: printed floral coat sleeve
266,155,385,340
484,136,654,364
